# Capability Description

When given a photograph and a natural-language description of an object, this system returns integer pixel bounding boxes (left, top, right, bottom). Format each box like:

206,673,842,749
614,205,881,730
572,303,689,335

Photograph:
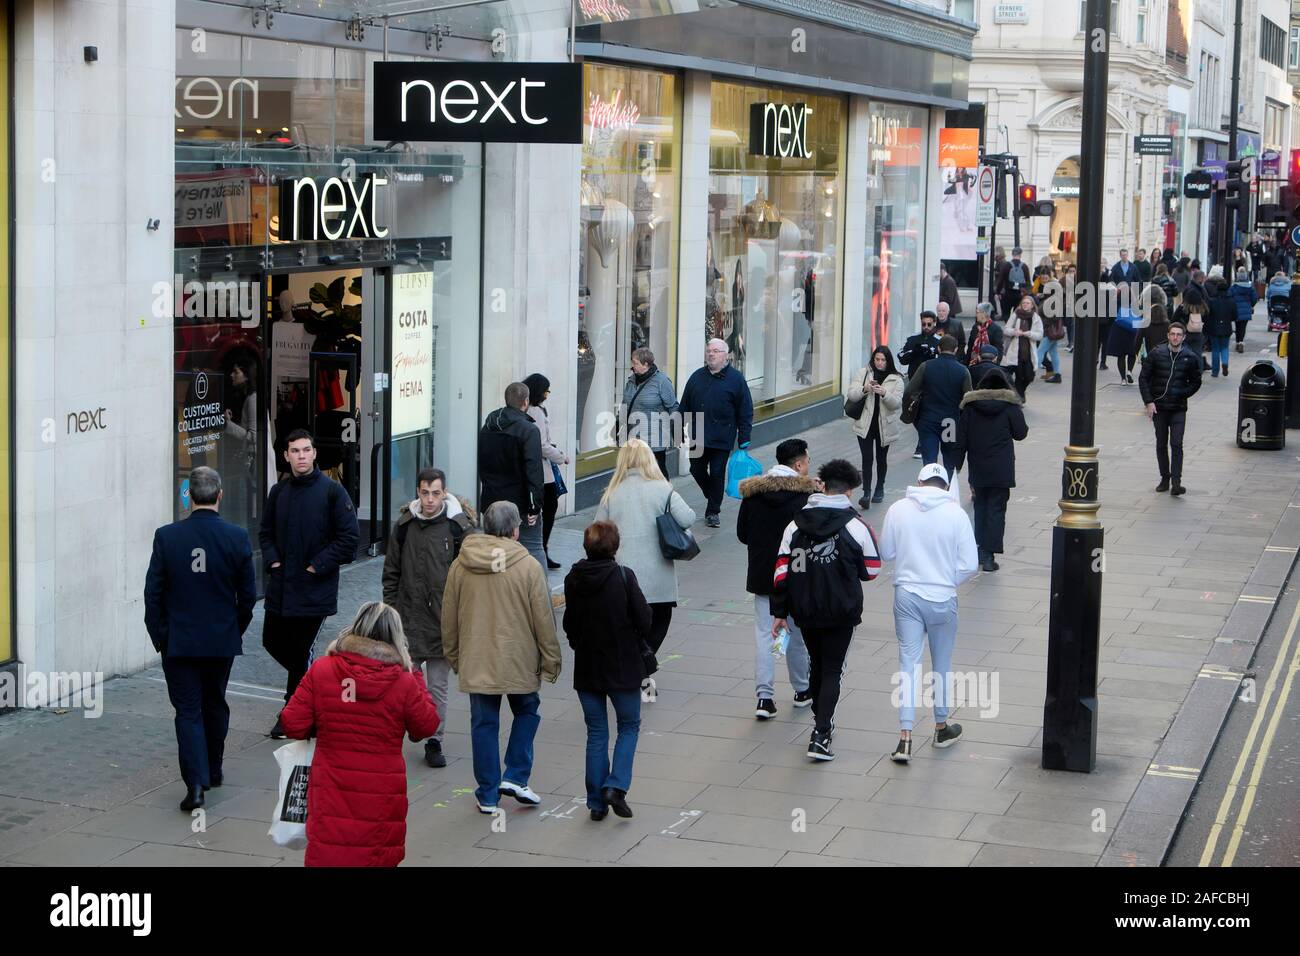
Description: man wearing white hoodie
382,467,475,768
879,462,979,763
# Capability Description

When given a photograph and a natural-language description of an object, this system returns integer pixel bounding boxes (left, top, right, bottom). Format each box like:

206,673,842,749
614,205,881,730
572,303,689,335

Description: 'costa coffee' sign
279,172,389,242
372,62,582,144
749,102,812,159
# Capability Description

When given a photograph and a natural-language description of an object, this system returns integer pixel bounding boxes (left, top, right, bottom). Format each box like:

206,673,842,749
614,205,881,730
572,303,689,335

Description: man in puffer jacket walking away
737,439,819,721
478,383,546,568
953,368,1028,572
1226,267,1258,356
382,467,474,769
879,463,979,764
442,501,562,815
260,429,359,738
770,459,882,763
1138,322,1203,496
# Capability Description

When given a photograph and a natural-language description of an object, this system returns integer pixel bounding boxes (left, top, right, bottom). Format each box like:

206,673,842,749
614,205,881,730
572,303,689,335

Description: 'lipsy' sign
372,62,583,144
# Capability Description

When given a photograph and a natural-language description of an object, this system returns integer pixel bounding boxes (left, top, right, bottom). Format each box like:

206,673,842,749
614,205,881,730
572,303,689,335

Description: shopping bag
268,739,315,849
725,449,763,499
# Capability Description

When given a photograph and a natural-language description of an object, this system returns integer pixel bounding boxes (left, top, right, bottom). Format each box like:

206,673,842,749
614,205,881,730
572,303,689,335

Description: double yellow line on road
1198,592,1300,867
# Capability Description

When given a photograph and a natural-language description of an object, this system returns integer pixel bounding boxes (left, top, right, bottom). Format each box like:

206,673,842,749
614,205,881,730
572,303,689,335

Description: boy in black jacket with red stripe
771,459,881,762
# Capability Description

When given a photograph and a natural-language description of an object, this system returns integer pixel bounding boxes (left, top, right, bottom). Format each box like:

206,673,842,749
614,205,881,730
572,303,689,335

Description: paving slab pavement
1,331,1297,867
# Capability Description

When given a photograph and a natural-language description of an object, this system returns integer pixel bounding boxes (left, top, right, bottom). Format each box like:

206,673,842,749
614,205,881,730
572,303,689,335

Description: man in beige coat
443,500,561,814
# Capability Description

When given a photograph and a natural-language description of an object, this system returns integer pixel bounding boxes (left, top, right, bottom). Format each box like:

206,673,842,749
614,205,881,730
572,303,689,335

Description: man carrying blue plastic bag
680,338,755,528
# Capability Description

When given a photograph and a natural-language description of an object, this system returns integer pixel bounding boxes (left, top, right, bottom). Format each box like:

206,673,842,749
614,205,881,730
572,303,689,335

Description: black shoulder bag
656,490,700,561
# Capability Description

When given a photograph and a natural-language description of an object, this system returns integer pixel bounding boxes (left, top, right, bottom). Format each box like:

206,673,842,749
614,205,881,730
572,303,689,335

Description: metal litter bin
1237,361,1286,450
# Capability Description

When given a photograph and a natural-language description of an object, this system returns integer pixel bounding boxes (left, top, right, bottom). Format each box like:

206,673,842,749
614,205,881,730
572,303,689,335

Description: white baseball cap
917,463,949,485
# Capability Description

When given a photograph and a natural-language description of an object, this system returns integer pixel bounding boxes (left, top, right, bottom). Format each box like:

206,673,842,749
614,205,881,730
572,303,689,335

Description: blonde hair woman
279,601,439,867
596,439,696,662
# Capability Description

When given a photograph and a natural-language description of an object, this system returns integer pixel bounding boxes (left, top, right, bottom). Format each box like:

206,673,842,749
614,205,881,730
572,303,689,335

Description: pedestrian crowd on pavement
141,238,1285,865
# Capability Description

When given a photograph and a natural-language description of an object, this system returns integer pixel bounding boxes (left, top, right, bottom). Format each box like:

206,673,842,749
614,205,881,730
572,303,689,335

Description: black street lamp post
1042,0,1109,773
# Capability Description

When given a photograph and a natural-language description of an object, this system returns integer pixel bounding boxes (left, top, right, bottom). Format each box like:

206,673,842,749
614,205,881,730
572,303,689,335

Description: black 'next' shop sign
372,62,583,144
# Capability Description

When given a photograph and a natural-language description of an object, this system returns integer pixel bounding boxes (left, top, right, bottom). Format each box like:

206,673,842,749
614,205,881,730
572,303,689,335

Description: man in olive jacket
442,501,561,813
382,466,474,768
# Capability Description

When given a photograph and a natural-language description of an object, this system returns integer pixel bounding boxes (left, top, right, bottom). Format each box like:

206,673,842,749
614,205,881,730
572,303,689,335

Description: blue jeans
1037,336,1060,373
468,692,541,806
576,689,641,809
517,518,547,571
893,588,959,732
1210,336,1232,376
917,422,959,477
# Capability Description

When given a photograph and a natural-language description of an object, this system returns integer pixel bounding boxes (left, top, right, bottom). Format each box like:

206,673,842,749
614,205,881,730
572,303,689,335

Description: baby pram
1267,293,1290,333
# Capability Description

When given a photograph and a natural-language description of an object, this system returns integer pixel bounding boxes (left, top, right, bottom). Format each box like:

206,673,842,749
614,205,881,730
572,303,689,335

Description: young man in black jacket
382,467,475,768
260,430,360,737
770,459,882,762
737,439,819,721
478,382,546,568
1138,322,1203,496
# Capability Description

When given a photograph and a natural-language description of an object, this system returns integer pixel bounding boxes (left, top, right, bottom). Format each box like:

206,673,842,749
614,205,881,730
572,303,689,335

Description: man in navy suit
145,466,257,812
1110,248,1139,287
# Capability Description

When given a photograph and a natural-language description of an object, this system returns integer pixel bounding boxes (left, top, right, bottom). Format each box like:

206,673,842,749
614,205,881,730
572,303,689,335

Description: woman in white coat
596,439,695,657
1000,294,1045,398
846,345,904,509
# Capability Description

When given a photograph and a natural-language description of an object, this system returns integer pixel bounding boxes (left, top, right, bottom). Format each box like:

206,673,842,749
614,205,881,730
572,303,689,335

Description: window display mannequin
581,197,634,453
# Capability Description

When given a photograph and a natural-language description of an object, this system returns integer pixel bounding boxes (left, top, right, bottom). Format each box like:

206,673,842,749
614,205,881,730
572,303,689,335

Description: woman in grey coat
596,439,695,657
621,347,680,476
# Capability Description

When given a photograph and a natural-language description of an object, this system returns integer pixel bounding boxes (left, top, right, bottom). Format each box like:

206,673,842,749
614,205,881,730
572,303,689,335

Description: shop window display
708,81,844,415
576,63,679,475
862,101,927,361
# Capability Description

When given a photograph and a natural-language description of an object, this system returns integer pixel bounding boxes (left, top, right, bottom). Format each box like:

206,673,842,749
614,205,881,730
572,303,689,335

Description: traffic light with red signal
1018,183,1055,218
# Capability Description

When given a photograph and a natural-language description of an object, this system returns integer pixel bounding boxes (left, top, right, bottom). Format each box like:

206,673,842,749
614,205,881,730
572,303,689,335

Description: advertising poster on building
391,271,434,437
938,128,979,261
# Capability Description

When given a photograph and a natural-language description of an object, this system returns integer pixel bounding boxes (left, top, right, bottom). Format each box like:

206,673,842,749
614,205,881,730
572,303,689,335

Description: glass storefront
576,62,680,476
1162,111,1185,254
174,29,482,555
861,101,928,363
0,8,10,664
708,80,845,417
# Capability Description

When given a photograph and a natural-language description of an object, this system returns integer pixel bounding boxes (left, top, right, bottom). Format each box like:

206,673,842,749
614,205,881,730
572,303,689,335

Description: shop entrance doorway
1049,156,1081,267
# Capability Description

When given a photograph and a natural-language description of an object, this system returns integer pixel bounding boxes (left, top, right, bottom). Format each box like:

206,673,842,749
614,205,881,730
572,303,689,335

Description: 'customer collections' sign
372,62,583,144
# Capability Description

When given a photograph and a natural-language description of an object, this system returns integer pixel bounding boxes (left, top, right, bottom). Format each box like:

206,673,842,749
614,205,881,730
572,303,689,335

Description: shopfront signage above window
278,173,389,242
373,62,583,144
749,102,811,159
1183,170,1213,200
1134,135,1174,156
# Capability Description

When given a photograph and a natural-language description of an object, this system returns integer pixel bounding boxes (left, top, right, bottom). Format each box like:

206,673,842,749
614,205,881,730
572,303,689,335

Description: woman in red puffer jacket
280,601,440,867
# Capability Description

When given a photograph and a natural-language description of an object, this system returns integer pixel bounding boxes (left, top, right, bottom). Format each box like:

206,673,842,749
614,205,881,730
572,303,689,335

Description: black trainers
755,698,777,720
269,718,286,740
872,486,885,503
890,737,912,763
424,739,446,768
1170,483,1187,497
807,730,835,762
933,723,963,748
858,496,870,509
705,514,721,528
792,690,813,709
1155,478,1170,493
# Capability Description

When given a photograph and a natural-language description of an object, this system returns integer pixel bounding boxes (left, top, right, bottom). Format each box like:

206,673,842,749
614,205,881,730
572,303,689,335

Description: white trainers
498,781,541,806
476,801,498,814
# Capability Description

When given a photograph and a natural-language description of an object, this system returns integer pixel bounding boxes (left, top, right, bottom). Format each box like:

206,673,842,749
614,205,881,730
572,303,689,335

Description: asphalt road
1167,572,1300,866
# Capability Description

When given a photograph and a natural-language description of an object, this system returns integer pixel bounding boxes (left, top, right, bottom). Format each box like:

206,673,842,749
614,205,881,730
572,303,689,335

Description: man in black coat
938,263,963,317
936,301,966,356
953,369,1028,572
969,345,1003,388
1138,322,1203,495
479,382,546,564
903,335,972,476
1110,248,1139,287
898,311,941,380
737,438,819,720
260,429,360,736
995,247,1029,319
145,467,257,811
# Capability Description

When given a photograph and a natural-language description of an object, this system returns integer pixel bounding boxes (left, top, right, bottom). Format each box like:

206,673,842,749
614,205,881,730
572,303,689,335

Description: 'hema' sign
278,173,389,242
372,62,582,144
749,102,811,159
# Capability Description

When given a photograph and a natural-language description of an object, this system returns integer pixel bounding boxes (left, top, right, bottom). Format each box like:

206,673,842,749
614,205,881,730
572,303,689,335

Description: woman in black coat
562,520,653,821
954,367,1028,573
